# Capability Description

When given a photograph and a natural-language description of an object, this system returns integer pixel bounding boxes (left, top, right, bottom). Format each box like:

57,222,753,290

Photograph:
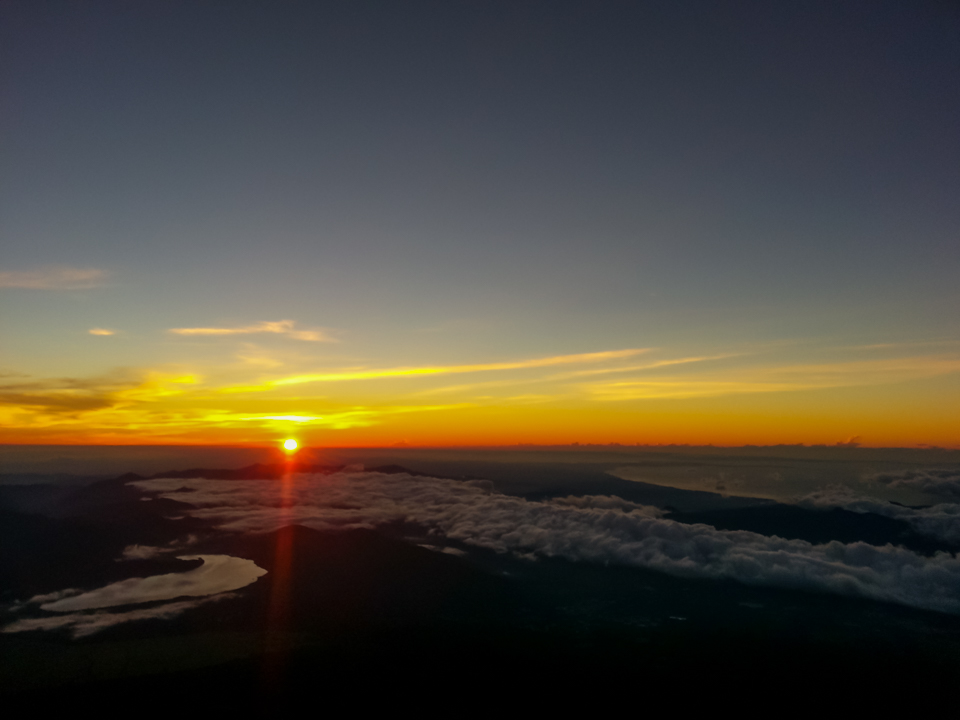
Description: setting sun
283,439,298,451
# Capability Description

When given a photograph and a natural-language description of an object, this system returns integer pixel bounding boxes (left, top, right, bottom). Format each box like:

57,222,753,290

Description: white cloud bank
2,595,236,639
37,555,265,612
868,469,960,501
1,555,265,638
132,472,960,614
798,485,960,545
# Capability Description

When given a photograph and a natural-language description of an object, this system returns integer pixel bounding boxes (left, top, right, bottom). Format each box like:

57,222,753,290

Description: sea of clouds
869,469,960,500
798,469,960,545
130,470,960,615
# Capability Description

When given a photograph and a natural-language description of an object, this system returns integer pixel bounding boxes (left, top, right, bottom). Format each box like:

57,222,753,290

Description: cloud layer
798,485,960,545
868,469,960,501
2,555,265,638
133,471,960,614
2,595,235,639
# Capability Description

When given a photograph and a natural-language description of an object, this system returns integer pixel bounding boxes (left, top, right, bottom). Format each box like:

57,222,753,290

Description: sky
1,1,959,447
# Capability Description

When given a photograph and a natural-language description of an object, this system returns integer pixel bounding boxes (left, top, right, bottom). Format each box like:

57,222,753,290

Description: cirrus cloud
168,320,335,342
0,266,107,290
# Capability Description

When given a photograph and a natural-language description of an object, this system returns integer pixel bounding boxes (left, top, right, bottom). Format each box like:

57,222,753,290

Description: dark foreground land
3,458,960,708
6,526,959,708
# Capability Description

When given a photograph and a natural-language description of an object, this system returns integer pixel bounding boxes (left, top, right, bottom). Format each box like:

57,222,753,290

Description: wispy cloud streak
0,267,107,289
548,354,738,380
225,348,649,393
585,354,960,400
169,320,334,342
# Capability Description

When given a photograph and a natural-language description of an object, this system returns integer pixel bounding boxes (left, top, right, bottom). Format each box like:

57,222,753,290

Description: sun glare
283,438,298,451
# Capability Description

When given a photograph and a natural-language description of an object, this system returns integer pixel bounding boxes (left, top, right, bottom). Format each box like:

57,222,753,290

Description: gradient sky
2,1,959,447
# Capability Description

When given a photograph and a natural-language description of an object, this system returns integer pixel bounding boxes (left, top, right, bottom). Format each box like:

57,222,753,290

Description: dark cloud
0,370,141,414
836,436,862,447
0,391,117,412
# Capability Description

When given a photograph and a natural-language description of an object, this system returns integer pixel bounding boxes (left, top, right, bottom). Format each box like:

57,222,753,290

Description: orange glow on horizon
2,344,958,449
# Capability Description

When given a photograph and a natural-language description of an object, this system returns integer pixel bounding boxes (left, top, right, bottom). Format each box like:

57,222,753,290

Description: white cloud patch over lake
37,555,265,612
2,594,236,639
2,555,265,638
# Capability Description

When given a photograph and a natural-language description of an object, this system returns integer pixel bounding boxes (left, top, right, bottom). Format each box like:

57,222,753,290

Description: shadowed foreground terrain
3,460,960,708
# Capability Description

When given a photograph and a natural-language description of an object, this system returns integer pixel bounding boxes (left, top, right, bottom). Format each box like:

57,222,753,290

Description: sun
283,438,298,451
